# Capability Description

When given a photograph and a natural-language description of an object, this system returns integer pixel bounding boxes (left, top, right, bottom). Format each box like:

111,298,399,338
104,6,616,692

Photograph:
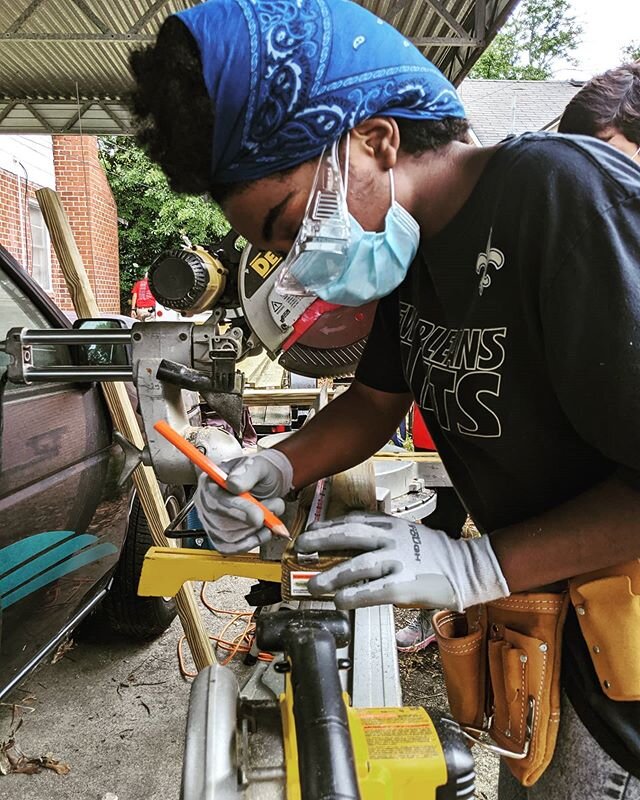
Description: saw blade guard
239,242,375,378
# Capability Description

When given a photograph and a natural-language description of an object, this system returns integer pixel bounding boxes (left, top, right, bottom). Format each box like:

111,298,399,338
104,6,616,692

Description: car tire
103,487,184,640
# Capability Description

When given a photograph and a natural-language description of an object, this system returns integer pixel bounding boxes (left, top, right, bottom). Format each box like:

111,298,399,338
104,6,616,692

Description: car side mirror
72,318,132,368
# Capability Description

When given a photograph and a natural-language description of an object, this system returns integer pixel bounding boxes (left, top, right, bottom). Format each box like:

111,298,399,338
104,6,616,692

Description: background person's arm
276,380,413,489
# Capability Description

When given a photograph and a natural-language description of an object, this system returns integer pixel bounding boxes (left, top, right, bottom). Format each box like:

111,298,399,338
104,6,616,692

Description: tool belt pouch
485,592,569,786
569,558,640,701
435,593,569,787
432,606,487,729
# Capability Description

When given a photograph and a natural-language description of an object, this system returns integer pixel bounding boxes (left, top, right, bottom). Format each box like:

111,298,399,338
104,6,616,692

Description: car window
0,266,71,393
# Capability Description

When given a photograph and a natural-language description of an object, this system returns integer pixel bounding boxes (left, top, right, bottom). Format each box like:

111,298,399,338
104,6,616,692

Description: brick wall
0,136,120,313
0,165,69,306
52,136,120,313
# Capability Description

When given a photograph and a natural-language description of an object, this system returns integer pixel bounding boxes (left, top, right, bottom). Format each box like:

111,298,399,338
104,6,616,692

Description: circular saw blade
279,301,377,378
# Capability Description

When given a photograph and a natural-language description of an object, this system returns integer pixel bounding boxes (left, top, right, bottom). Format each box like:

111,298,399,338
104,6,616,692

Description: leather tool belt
434,558,640,786
433,591,569,787
569,558,640,702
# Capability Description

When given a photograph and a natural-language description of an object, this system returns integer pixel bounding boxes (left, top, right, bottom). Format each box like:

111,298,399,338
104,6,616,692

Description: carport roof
0,0,519,135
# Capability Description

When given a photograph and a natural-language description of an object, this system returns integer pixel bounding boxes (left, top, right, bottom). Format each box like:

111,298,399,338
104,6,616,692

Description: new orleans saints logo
475,229,505,295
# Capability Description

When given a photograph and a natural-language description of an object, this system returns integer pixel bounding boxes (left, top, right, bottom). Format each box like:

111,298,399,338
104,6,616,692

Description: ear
350,117,399,170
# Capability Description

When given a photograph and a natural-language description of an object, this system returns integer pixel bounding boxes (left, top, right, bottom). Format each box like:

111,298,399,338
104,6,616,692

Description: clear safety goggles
275,137,351,297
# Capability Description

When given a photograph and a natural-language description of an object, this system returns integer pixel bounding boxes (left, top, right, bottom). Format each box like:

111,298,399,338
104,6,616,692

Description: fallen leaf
41,755,71,775
0,738,70,776
51,638,75,665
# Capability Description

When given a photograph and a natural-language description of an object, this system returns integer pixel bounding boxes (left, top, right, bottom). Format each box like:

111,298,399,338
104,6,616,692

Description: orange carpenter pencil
153,420,290,539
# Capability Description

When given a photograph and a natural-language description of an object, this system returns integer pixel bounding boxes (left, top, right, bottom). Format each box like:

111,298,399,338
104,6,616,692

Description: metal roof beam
386,0,415,17
2,32,154,41
61,100,94,132
426,0,469,39
4,0,47,34
0,100,18,124
97,99,129,131
128,0,172,34
69,0,112,34
412,36,481,46
3,30,482,46
475,0,487,37
20,100,54,132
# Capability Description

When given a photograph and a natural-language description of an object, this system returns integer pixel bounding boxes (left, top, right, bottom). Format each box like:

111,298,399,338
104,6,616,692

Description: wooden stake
36,188,215,671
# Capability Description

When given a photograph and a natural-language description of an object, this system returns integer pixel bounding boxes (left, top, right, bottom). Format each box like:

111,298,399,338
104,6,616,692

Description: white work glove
194,449,293,554
295,512,509,611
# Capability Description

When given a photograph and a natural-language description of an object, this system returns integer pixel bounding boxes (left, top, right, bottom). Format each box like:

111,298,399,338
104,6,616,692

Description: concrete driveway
0,577,253,800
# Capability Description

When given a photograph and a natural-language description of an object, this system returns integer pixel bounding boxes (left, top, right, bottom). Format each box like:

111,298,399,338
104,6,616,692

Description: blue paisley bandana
176,0,465,183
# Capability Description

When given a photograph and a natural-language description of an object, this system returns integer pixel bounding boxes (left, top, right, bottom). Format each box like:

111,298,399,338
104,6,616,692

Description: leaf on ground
0,738,70,776
50,638,75,665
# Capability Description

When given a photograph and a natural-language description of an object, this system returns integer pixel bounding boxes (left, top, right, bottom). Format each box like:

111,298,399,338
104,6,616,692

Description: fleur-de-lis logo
475,230,505,295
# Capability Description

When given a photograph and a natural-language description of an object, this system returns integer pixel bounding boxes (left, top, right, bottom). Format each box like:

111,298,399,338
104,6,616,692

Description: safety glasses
275,137,351,296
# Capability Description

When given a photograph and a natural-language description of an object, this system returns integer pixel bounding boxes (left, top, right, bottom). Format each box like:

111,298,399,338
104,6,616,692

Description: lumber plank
244,388,337,406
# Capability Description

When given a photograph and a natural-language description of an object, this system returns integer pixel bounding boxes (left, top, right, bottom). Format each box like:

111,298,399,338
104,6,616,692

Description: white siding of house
0,135,56,188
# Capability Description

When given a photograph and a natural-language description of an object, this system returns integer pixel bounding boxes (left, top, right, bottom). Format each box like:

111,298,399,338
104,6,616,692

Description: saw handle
257,610,359,800
153,420,290,539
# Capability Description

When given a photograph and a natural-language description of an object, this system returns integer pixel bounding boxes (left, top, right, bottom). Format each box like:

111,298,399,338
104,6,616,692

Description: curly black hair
129,15,470,201
559,63,640,145
129,16,214,196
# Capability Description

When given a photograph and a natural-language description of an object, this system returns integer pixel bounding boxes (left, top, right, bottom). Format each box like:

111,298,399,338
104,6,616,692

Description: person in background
558,62,640,160
131,270,157,320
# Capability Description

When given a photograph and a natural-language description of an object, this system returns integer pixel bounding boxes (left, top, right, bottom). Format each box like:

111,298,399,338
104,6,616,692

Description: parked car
0,244,190,702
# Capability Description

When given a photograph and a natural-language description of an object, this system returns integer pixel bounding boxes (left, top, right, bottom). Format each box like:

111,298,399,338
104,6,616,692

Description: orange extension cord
177,583,274,678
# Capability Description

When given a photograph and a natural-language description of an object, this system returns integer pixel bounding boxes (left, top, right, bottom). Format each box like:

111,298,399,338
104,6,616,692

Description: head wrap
176,0,465,183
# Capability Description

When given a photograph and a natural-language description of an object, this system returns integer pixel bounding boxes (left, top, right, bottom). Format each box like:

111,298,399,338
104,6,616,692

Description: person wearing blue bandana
130,2,640,795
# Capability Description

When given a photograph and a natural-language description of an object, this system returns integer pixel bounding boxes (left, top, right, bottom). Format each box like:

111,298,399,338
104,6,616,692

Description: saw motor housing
181,609,475,800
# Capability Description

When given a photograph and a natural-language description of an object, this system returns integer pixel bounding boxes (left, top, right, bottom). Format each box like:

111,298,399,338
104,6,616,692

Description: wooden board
243,388,337,406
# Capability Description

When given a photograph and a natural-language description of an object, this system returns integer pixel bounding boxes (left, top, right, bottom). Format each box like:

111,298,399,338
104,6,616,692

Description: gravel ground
0,577,255,800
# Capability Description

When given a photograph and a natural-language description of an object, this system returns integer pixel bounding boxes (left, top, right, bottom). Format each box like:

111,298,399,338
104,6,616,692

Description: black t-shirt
355,132,640,775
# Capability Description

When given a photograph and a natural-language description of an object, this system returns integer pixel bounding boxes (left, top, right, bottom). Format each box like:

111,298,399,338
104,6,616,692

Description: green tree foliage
622,41,640,62
98,136,229,310
470,0,582,80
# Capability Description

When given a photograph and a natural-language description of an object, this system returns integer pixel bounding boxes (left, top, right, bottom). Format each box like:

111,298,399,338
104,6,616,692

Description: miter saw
148,229,378,378
1,230,378,487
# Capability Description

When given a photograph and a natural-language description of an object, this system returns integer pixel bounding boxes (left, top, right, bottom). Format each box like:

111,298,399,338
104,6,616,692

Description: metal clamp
443,697,535,761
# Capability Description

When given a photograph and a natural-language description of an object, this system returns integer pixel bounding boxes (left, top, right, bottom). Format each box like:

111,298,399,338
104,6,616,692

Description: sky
552,0,640,80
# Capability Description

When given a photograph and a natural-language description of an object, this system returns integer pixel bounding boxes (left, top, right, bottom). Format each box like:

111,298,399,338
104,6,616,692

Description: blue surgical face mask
275,137,420,306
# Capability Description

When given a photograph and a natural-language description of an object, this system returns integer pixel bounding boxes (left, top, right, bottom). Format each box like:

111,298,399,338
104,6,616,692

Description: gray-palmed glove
194,449,294,554
295,512,510,611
